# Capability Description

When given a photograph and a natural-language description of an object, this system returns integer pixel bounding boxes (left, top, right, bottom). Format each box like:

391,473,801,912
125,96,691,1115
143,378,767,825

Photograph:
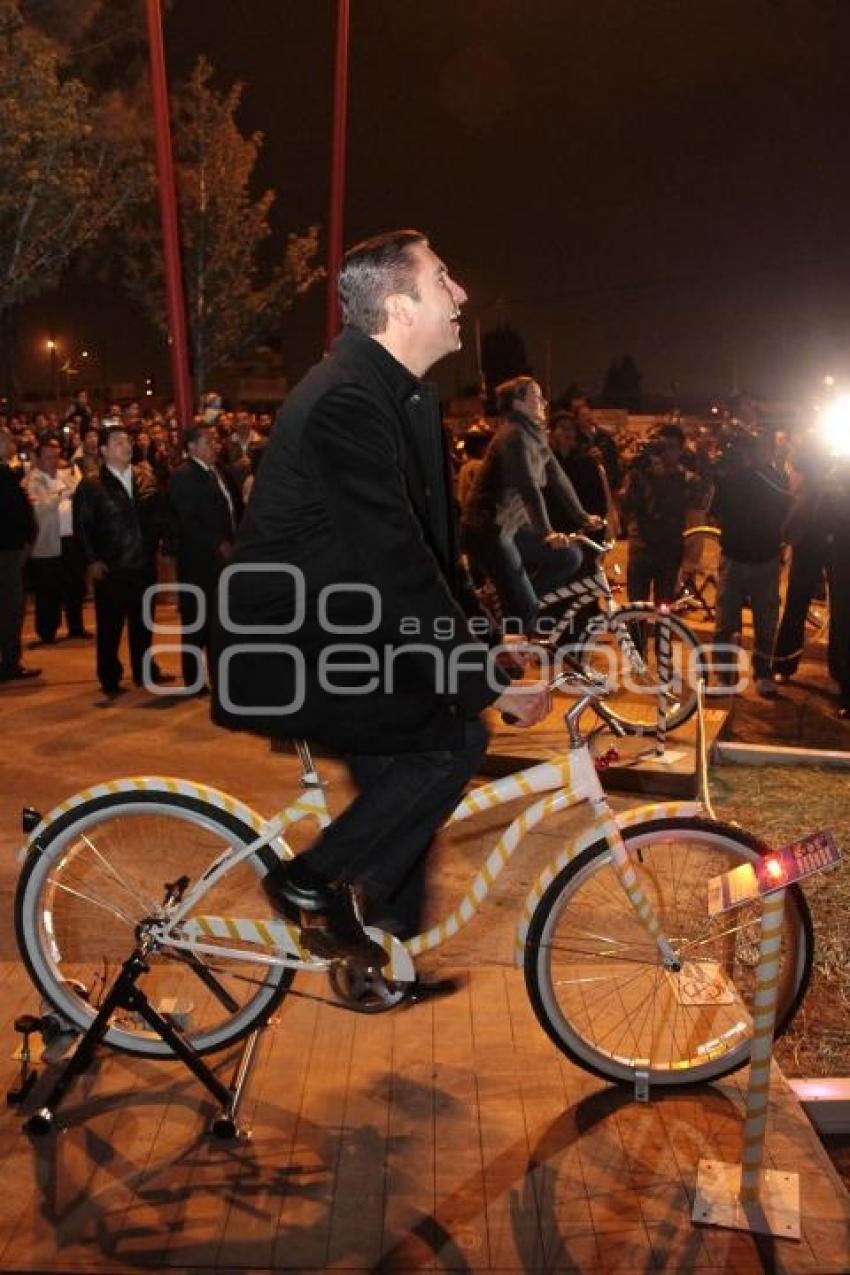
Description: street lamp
46,337,58,402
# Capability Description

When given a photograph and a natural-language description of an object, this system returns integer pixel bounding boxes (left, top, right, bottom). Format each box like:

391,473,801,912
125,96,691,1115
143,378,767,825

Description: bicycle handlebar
500,668,617,734
566,532,615,555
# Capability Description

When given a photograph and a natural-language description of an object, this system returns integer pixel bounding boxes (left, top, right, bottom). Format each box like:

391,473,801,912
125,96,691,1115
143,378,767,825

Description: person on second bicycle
461,376,603,631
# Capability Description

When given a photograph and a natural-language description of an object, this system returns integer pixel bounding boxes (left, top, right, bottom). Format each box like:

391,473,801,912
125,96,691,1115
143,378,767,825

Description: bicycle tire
572,604,704,736
524,816,813,1087
15,788,296,1058
680,525,721,620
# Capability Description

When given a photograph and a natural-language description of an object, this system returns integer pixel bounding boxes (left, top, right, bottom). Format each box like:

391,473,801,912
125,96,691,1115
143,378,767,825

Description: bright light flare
764,855,786,883
819,394,850,457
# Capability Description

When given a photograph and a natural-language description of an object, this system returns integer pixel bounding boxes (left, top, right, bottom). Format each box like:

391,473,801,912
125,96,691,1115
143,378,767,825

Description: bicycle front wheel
575,604,704,735
15,788,295,1057
524,817,813,1086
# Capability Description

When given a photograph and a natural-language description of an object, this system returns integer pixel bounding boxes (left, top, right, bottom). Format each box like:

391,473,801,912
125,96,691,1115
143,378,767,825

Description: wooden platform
1,608,848,1271
1,960,848,1273
484,699,730,799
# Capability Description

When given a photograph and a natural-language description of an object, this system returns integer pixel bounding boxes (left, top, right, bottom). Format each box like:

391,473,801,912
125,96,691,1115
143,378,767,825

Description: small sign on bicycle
707,829,841,917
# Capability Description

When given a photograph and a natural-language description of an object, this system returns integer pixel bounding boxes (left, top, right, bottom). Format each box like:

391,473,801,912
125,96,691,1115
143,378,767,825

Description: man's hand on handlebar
494,632,532,678
493,680,552,727
582,514,606,533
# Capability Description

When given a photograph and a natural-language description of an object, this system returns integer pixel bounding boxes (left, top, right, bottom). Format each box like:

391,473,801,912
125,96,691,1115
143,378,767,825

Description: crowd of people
0,390,269,695
1,228,848,974
450,386,849,714
1,376,848,718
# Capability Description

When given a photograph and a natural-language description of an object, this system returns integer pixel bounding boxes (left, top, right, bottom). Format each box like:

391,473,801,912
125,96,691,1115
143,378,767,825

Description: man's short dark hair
185,423,210,447
657,423,685,447
338,229,426,335
495,376,534,416
35,432,61,454
549,409,574,432
99,424,129,448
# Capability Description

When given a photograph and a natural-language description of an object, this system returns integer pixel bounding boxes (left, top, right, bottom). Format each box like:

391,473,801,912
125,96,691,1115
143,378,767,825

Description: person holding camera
620,424,712,606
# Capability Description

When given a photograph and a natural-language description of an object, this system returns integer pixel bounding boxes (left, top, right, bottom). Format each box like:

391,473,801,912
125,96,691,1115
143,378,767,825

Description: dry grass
710,763,850,1076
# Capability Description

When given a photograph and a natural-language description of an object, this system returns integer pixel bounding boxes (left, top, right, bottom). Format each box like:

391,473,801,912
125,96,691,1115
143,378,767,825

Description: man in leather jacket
73,425,172,699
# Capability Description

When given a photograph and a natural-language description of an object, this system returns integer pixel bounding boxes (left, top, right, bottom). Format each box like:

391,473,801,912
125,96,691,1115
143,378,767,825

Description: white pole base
692,1158,800,1240
649,748,686,766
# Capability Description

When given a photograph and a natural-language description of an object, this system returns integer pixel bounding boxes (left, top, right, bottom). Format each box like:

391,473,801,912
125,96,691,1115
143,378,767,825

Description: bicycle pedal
328,960,407,1013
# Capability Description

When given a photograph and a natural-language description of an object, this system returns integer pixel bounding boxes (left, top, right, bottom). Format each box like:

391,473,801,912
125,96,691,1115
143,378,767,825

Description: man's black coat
167,458,241,588
0,463,36,550
212,326,503,753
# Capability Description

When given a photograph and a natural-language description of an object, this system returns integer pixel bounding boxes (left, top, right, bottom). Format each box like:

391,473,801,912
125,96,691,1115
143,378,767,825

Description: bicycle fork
578,762,680,970
607,824,681,970
569,717,682,972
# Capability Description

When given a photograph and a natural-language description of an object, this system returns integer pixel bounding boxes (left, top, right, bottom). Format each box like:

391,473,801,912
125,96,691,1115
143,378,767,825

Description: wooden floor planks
0,959,848,1273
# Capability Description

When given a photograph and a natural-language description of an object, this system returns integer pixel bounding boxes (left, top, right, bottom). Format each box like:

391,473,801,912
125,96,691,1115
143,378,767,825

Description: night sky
19,0,850,406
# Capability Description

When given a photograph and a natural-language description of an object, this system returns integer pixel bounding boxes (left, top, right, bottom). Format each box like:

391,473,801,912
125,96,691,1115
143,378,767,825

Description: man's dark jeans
626,545,681,606
0,547,26,671
94,568,154,691
773,540,827,677
715,556,780,681
464,524,582,630
299,718,489,939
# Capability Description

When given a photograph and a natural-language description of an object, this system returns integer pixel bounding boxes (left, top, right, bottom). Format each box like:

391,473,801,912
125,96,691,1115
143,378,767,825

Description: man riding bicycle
461,376,604,632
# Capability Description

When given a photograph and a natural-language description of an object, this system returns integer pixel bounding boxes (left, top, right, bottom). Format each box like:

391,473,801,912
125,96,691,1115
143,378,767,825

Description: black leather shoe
0,665,42,683
265,857,334,914
404,974,462,1004
134,671,176,687
262,861,389,967
299,890,390,968
101,685,129,700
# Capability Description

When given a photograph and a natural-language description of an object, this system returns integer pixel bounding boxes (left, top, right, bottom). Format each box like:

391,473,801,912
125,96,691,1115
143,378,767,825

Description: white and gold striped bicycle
15,692,813,1088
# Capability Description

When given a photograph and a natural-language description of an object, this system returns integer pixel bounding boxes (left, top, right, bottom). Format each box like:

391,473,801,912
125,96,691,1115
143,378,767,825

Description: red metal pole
325,0,350,350
145,0,193,432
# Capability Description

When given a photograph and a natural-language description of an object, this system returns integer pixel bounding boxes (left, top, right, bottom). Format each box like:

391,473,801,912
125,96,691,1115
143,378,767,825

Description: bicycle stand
22,943,264,1141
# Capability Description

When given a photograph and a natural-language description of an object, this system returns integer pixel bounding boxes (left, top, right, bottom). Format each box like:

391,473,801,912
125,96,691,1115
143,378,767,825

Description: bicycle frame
24,730,699,984
535,546,652,683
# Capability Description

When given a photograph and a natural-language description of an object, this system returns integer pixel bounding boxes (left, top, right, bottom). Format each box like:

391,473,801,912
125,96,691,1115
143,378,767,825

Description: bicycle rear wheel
574,604,704,735
15,789,295,1057
680,525,721,620
524,817,813,1086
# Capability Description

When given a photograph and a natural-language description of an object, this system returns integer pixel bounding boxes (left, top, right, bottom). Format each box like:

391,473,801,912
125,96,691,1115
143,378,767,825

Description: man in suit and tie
73,425,172,699
167,423,241,692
